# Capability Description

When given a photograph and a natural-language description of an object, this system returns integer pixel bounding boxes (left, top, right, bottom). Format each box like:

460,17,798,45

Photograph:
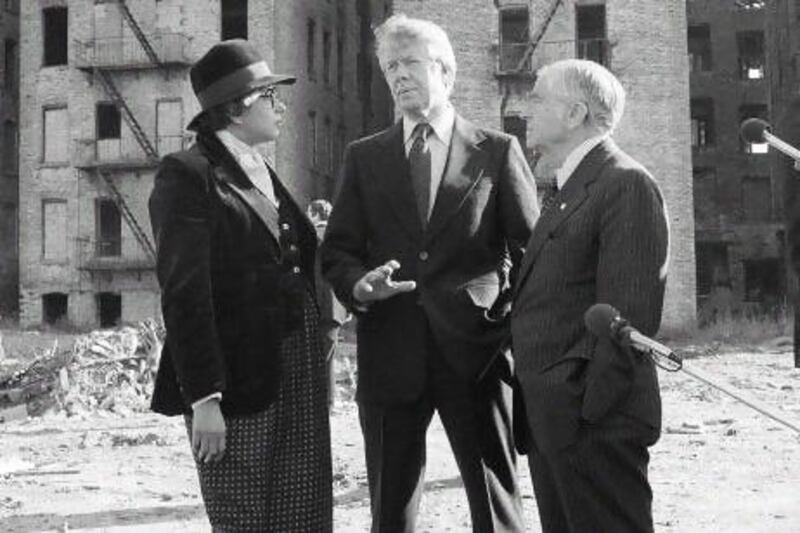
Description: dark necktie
409,123,432,227
539,179,559,215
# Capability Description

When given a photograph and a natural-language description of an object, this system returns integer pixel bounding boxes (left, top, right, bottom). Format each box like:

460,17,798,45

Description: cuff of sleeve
191,392,222,410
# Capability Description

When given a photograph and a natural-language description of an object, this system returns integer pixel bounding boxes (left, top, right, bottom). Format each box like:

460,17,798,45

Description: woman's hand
192,399,226,463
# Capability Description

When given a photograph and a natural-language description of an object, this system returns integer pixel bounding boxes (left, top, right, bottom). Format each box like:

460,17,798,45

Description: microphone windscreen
584,303,620,339
740,118,769,144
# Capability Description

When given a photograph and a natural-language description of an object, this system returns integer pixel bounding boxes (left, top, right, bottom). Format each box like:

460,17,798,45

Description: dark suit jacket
321,116,539,405
511,139,669,452
777,95,800,277
148,133,317,416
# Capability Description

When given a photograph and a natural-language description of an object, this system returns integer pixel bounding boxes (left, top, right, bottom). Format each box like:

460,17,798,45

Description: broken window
690,98,714,147
498,6,529,72
695,242,729,296
688,24,712,72
43,106,69,163
737,31,765,80
739,104,768,153
96,103,121,140
42,293,68,325
42,199,68,262
97,292,121,328
221,0,247,40
43,7,68,67
576,4,608,67
4,38,16,89
741,176,772,222
307,18,316,80
96,198,121,257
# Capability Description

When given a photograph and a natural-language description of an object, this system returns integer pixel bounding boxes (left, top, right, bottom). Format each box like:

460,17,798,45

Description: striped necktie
409,123,432,226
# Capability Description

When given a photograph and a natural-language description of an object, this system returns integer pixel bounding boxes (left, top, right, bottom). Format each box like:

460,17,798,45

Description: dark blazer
321,116,539,405
511,139,669,452
777,95,800,277
148,133,317,416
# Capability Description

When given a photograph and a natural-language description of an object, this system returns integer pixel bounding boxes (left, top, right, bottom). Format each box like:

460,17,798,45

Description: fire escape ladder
98,169,156,260
115,0,161,67
95,70,159,160
515,0,564,72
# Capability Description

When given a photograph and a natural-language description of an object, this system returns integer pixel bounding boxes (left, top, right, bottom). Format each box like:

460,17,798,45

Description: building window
690,98,714,148
337,34,344,95
3,120,17,175
42,293,68,325
4,39,16,89
96,198,122,257
43,7,68,67
97,292,121,328
221,0,247,40
688,24,712,72
97,103,121,141
156,99,184,155
42,199,68,262
0,203,17,253
743,258,782,303
309,111,317,169
737,31,765,80
695,242,729,296
43,106,69,163
576,4,608,67
323,30,331,86
307,19,316,80
498,6,529,72
693,167,717,224
741,176,771,222
739,104,768,153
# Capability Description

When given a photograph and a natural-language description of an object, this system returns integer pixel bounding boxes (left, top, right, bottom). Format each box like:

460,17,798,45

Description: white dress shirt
402,104,456,219
217,129,279,207
555,133,609,190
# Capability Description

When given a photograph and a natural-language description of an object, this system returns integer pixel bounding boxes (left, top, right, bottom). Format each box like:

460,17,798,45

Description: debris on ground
0,320,164,420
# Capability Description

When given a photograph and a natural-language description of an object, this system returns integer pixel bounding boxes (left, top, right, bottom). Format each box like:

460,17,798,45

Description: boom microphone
740,118,800,161
583,303,800,435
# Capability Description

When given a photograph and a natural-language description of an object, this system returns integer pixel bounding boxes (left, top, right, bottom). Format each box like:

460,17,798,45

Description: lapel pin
560,202,567,210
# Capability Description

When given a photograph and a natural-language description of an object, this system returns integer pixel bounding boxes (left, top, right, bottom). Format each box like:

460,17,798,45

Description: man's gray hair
538,59,626,132
374,14,457,80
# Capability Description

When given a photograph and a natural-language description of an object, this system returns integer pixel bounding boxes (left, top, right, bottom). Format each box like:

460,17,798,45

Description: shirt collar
403,103,456,149
216,129,263,162
555,133,609,190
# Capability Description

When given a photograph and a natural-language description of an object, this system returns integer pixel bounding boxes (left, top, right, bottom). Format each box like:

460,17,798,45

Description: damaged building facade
688,0,787,322
17,0,387,328
393,0,696,332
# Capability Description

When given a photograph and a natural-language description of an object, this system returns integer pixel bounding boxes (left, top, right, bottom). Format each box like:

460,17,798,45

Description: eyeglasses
244,86,283,109
384,56,437,74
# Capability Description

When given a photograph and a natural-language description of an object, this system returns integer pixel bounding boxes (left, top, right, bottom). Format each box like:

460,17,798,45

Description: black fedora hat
187,39,296,131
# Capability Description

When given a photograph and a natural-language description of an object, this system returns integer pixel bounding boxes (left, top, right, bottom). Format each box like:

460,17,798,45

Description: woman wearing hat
148,40,332,531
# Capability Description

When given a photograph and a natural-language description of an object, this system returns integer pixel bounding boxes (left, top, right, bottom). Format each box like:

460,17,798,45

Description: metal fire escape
74,0,191,268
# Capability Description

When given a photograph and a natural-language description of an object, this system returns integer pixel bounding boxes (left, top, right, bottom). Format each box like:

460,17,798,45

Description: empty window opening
737,31,765,80
691,98,715,147
43,7,68,67
96,198,122,257
499,7,529,71
576,4,608,66
97,292,122,328
97,103,121,140
43,293,68,325
688,24,712,72
221,0,247,40
739,104,768,153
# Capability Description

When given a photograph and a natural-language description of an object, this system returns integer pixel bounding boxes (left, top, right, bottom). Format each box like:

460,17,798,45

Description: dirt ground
1,341,799,532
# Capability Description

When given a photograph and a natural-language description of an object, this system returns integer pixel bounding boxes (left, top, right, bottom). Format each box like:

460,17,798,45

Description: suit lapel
198,134,282,251
373,122,424,240
426,115,488,242
513,139,620,295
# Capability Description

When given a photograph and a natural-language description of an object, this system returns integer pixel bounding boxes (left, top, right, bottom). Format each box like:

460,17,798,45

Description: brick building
0,0,19,316
687,0,786,321
17,0,387,328
392,0,696,332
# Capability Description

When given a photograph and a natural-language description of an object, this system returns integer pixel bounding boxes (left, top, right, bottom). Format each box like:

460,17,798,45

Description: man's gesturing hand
353,260,417,303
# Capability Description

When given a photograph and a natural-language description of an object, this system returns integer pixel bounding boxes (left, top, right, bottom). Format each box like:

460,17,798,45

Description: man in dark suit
321,14,538,533
511,59,669,532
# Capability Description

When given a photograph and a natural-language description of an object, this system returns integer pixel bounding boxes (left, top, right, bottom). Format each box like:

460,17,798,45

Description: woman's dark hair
194,95,249,133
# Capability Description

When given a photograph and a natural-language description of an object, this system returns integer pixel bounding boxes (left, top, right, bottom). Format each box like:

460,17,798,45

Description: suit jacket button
281,223,290,231
292,266,301,274
419,251,429,261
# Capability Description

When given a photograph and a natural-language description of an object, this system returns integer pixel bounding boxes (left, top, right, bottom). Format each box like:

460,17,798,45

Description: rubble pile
0,320,163,420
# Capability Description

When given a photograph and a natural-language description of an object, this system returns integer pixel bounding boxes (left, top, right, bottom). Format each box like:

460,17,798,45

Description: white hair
373,14,457,81
538,59,626,132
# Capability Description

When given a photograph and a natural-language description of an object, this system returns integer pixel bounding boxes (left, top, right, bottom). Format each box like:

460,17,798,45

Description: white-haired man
321,13,537,533
511,59,669,533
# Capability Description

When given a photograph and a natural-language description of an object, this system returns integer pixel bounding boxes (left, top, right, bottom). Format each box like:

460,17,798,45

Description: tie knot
413,122,431,141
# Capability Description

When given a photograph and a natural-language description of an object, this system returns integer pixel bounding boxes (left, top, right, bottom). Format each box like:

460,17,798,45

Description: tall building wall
17,0,378,328
391,0,696,332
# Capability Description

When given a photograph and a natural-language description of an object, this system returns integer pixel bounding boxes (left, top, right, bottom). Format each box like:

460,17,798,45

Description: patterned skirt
186,292,333,532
